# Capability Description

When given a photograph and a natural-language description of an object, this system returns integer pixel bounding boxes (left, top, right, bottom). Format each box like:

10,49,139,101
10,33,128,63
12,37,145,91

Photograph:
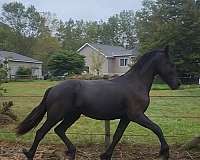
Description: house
0,50,43,79
77,43,139,76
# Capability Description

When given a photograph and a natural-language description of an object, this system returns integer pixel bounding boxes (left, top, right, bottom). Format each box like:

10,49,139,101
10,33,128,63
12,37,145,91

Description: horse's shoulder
127,90,150,106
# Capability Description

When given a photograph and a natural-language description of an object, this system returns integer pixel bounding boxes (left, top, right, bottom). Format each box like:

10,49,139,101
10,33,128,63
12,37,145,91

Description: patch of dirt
0,141,200,160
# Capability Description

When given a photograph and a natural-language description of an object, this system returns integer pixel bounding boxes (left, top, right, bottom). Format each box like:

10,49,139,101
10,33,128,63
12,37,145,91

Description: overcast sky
0,0,143,21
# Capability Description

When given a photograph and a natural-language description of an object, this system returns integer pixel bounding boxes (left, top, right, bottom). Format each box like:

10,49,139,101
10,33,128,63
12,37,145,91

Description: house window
120,58,128,66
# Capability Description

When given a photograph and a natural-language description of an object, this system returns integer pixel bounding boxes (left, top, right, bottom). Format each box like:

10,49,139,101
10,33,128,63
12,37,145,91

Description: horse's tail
16,87,52,136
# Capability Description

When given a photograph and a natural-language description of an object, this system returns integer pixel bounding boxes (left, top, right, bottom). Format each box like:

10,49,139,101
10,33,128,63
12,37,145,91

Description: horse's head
156,46,181,90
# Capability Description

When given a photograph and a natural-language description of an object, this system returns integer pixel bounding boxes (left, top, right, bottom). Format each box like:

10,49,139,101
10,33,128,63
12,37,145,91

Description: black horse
17,46,180,160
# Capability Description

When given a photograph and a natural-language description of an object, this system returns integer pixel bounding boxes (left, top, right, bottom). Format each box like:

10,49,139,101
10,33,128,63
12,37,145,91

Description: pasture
0,80,200,146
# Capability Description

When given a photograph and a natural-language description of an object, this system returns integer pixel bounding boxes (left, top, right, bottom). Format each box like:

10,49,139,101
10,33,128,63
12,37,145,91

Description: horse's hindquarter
76,80,128,120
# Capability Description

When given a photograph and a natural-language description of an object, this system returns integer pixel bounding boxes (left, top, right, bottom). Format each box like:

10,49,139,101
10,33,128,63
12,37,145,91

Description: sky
0,0,143,21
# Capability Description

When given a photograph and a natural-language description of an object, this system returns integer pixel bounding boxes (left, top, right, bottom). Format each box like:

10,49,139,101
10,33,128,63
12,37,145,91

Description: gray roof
0,51,42,64
81,43,138,57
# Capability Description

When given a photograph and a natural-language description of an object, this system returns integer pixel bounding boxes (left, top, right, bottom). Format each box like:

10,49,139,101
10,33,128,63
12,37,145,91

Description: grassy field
0,80,200,145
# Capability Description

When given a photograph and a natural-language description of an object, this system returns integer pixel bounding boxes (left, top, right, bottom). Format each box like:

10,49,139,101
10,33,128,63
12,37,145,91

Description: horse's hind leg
132,114,169,160
100,118,130,160
23,118,60,160
54,113,80,160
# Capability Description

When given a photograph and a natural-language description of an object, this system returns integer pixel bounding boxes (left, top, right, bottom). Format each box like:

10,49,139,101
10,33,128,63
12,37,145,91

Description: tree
0,68,7,81
84,21,99,43
55,10,137,52
57,19,85,51
0,64,16,123
41,11,60,35
1,2,46,37
117,10,136,48
0,22,16,51
98,10,136,48
135,0,200,76
48,50,85,76
0,22,33,55
0,2,54,57
31,35,61,73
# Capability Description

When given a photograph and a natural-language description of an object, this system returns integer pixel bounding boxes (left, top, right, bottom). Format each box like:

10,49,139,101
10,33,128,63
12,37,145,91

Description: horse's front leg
100,118,130,160
131,113,169,160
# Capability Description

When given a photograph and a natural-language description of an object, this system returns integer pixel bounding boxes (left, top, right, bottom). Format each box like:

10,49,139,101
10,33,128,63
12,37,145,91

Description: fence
9,75,42,81
179,76,200,84
1,95,200,148
154,76,200,85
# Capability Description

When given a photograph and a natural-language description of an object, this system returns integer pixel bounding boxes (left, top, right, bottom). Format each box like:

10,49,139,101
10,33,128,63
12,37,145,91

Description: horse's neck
136,66,155,92
116,59,156,93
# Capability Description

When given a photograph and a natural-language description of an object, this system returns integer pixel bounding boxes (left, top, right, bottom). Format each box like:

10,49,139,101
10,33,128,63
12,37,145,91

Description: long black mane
133,49,164,70
117,49,164,79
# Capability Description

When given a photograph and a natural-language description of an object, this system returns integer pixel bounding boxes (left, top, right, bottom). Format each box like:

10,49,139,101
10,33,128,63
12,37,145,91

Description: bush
67,74,114,80
16,67,32,76
0,101,17,121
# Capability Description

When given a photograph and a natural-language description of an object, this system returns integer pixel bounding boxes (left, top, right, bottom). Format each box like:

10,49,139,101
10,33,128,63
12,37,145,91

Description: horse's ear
164,45,169,57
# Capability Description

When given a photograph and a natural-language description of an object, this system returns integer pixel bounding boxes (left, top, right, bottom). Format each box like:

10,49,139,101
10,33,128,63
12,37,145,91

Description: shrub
16,67,32,76
0,101,17,121
67,74,114,80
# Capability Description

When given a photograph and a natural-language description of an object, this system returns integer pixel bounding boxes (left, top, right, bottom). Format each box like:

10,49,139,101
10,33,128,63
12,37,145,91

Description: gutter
8,59,43,64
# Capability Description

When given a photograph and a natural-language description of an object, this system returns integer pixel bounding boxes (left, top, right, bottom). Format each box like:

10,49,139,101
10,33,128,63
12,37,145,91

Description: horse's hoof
65,149,76,160
159,147,169,160
159,155,169,160
22,148,33,160
100,153,111,160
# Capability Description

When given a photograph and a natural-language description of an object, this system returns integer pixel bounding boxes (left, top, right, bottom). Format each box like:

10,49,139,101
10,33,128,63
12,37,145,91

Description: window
120,58,128,66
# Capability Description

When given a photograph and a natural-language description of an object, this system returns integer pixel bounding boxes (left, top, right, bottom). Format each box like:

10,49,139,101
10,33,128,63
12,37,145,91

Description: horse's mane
133,49,164,70
113,48,165,80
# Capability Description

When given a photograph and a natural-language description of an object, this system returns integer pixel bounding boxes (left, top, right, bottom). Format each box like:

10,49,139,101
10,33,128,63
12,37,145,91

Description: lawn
0,80,200,145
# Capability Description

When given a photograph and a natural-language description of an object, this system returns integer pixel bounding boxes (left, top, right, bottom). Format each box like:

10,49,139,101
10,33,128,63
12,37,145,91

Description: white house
0,50,43,79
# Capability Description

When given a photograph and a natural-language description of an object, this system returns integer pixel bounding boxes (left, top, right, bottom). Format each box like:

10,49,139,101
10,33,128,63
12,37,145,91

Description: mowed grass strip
0,81,200,145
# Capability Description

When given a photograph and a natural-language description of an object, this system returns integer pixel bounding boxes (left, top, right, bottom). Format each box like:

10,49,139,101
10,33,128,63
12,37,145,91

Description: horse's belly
77,99,126,120
82,110,124,120
75,83,127,120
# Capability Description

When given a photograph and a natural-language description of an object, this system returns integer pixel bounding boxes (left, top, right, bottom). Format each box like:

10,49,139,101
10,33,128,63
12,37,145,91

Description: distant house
78,43,139,76
0,50,43,79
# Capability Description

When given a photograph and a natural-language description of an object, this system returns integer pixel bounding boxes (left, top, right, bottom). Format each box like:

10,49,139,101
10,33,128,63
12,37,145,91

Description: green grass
0,81,200,145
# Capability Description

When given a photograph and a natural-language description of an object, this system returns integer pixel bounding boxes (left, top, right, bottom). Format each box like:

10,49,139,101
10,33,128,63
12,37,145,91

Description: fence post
105,120,110,149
